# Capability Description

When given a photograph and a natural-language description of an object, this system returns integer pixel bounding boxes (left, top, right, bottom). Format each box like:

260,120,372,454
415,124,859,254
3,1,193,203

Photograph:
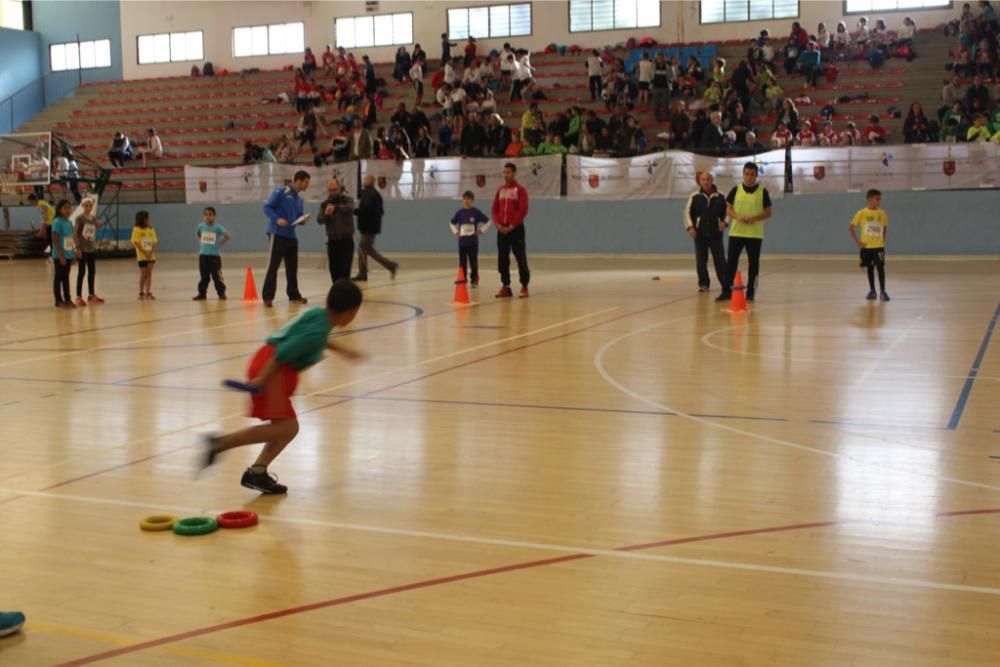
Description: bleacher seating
16,28,957,203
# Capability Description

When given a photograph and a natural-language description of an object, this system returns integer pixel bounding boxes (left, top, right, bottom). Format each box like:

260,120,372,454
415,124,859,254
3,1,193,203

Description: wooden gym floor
1,254,999,666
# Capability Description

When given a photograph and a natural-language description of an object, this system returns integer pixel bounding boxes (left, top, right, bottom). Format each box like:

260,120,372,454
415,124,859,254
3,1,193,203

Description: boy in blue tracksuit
449,190,491,287
262,170,310,307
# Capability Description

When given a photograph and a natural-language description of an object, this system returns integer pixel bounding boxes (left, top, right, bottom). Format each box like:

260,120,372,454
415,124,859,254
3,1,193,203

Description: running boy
131,211,157,300
193,206,231,300
202,279,364,494
450,190,491,287
849,189,890,301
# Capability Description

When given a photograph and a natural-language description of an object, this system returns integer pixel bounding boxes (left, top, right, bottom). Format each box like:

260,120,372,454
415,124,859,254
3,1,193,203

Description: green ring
172,516,219,536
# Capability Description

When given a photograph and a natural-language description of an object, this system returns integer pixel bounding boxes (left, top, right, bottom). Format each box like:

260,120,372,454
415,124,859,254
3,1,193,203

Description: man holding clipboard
262,170,311,307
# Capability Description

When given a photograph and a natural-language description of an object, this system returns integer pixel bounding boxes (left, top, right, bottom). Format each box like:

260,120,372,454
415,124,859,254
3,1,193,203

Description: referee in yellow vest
716,162,773,303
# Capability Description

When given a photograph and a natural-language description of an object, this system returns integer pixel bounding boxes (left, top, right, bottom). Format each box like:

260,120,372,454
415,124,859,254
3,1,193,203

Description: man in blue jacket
262,170,311,307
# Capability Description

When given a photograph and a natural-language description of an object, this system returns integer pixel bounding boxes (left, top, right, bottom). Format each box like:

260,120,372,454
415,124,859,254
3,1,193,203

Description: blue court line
947,302,1000,431
312,393,790,423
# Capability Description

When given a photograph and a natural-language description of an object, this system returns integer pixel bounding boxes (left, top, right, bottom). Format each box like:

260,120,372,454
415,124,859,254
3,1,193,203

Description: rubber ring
172,516,219,536
216,511,259,529
140,515,177,531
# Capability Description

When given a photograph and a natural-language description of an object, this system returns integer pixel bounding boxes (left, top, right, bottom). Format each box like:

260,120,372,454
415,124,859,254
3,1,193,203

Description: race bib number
460,224,476,236
864,221,883,238
82,224,96,240
200,231,217,246
141,239,153,252
63,237,75,252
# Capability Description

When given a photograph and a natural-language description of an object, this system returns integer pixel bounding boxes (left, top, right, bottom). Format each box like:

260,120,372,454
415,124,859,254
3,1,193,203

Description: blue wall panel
5,190,999,257
0,27,42,133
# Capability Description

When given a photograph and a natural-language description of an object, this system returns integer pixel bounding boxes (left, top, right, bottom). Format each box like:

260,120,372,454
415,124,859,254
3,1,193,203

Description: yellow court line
30,622,290,667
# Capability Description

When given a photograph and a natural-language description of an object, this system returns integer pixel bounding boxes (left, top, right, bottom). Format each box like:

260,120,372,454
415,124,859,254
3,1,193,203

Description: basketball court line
23,487,997,666
595,320,1000,493
947,301,1000,429
0,302,629,499
854,313,925,387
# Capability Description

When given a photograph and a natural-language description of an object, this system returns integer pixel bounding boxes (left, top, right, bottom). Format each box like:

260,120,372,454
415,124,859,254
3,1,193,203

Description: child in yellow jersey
849,189,889,301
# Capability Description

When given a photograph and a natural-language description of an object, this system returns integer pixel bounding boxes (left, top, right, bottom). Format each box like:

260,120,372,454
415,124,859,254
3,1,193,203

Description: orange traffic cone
727,270,747,313
242,266,259,302
452,266,471,306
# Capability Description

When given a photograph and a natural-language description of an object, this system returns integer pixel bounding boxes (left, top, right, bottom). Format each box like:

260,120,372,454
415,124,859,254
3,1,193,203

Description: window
137,31,203,64
570,0,660,32
845,0,950,13
50,39,112,72
448,4,532,39
335,13,413,49
232,22,304,58
700,0,799,23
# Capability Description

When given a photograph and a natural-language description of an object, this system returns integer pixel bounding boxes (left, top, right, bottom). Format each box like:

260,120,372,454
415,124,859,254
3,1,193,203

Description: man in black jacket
460,113,488,157
318,178,356,283
683,171,728,292
353,174,399,282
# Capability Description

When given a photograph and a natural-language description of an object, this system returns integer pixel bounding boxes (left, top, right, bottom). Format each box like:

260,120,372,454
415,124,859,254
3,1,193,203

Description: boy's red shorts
247,344,299,420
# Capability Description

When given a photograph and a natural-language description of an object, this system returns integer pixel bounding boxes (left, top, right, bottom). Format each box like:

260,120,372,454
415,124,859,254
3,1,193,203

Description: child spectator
449,190,491,287
967,113,993,141
137,128,163,168
440,33,457,67
770,121,792,147
839,120,862,146
954,44,973,76
862,114,888,144
73,197,103,306
796,119,817,145
50,199,76,309
107,131,131,168
193,206,231,301
131,210,157,300
410,57,425,107
849,189,890,301
819,120,839,146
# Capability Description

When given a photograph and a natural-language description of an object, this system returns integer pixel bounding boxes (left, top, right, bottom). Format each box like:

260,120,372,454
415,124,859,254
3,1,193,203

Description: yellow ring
140,515,177,531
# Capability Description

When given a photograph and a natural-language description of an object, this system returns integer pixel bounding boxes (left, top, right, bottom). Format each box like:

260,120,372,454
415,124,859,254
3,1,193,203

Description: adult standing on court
318,178,356,283
492,162,530,299
717,162,772,303
353,174,399,282
261,170,310,308
684,171,728,293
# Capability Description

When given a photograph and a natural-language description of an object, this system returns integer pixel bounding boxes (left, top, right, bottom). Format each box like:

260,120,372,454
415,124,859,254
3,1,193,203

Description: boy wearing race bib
193,206,231,301
449,190,491,287
50,199,76,309
130,210,158,300
73,197,104,306
849,189,890,301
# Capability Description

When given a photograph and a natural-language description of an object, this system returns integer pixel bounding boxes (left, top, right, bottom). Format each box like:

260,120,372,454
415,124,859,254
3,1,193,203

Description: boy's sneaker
866,289,877,300
74,298,87,307
263,300,273,308
389,262,399,279
880,291,891,302
241,468,288,494
747,289,755,303
88,295,105,303
495,286,513,299
519,286,529,298
200,434,221,471
698,285,710,293
218,294,227,300
290,298,308,305
192,295,207,301
471,279,479,288
715,292,731,302
0,611,25,638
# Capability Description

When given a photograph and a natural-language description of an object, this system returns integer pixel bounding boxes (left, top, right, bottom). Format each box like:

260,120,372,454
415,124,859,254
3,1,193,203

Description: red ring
215,511,259,529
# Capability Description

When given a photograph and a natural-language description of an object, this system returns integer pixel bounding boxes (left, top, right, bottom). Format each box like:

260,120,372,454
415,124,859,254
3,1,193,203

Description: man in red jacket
491,162,530,298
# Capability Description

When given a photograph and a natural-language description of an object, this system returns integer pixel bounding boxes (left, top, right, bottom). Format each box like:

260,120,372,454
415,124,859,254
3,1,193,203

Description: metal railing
0,69,91,135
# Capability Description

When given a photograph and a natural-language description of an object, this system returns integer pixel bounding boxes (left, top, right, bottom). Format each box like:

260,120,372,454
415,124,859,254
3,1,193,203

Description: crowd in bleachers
69,2,1000,183
937,1,1000,143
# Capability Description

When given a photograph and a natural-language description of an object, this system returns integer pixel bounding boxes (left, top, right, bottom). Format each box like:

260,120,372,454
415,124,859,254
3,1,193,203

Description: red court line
55,507,1000,666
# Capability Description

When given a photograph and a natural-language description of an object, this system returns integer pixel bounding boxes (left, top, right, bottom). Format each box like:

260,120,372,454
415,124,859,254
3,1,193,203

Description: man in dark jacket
699,111,726,152
683,170,728,292
353,174,398,282
460,113,488,156
318,178,356,283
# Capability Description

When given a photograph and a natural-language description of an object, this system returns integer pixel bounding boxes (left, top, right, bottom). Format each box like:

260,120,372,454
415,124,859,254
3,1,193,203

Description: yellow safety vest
730,185,766,239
